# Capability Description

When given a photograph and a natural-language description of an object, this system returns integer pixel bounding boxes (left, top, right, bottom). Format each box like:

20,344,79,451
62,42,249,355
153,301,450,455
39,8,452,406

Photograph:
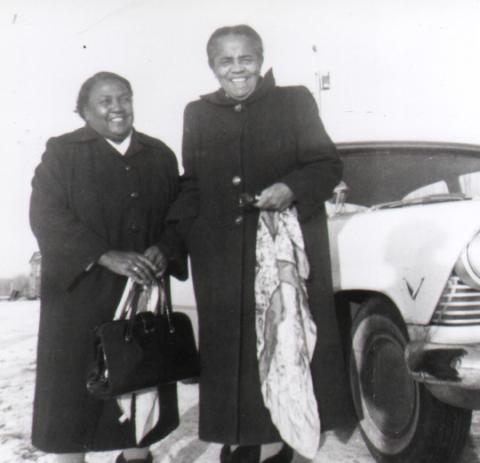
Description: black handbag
86,278,200,399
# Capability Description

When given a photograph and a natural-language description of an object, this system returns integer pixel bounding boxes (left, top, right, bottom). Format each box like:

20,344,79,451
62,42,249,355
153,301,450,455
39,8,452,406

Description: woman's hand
255,183,294,211
143,245,168,278
98,250,157,285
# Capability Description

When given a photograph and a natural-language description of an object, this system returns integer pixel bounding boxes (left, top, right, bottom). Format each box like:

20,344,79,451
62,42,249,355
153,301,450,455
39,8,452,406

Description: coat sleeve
165,103,200,239
30,138,111,291
154,150,189,281
279,87,343,221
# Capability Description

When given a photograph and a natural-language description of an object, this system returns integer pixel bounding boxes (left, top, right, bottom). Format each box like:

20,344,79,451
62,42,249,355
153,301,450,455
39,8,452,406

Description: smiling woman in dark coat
30,72,185,463
167,25,353,463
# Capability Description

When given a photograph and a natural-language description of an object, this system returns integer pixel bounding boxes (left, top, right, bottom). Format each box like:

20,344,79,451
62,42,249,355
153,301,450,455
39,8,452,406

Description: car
328,141,480,463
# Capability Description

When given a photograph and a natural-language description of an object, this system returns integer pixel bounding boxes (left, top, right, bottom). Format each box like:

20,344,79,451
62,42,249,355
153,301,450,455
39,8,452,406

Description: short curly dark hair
75,71,133,120
206,25,264,68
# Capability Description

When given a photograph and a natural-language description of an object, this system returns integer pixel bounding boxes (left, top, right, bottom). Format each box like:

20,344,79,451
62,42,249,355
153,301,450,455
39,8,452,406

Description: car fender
328,199,480,324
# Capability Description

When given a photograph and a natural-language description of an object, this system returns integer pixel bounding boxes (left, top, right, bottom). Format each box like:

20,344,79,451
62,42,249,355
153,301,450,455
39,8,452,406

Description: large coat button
234,216,243,225
130,191,140,199
234,104,243,112
232,176,242,186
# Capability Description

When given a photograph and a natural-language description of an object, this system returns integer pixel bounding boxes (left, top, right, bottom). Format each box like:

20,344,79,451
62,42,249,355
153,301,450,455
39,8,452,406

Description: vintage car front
328,142,480,463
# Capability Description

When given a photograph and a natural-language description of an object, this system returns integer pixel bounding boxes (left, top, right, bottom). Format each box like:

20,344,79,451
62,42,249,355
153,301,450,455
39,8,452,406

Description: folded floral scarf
255,208,321,458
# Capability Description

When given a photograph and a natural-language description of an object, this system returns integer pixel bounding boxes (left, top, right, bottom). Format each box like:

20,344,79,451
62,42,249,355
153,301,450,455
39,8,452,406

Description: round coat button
234,104,242,112
234,216,243,225
232,176,242,186
130,192,140,199
124,165,131,171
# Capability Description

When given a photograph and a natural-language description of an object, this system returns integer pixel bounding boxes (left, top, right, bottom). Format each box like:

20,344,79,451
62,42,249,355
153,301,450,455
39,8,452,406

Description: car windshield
337,145,480,208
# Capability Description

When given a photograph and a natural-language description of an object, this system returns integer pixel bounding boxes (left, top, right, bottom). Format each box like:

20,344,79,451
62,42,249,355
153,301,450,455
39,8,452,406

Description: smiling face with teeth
210,34,263,101
83,78,134,142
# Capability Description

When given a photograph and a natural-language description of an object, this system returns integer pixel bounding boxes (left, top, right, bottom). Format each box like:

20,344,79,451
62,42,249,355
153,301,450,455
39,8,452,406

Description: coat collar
200,68,275,107
68,126,155,157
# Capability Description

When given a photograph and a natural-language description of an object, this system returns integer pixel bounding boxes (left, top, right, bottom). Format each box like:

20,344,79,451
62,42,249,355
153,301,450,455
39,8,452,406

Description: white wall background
2,0,480,298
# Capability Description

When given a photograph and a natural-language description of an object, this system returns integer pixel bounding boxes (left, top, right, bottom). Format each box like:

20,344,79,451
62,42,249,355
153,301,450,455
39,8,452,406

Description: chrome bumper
405,341,480,409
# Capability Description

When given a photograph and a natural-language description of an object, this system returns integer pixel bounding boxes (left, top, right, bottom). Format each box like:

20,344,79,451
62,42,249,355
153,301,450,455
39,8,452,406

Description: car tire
349,296,472,463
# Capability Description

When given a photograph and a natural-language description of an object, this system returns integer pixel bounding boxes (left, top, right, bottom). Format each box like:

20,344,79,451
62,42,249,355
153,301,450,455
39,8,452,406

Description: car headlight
454,232,480,289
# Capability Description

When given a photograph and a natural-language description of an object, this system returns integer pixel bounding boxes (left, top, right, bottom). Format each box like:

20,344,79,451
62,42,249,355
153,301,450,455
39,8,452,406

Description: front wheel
350,296,472,463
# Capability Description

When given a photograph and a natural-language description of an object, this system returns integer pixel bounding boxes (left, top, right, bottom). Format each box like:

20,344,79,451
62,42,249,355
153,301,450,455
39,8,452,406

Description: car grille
431,275,480,325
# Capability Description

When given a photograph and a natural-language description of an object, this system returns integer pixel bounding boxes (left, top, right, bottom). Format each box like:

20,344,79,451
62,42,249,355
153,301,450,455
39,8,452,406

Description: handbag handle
123,279,175,342
124,283,143,342
117,282,138,320
158,278,176,335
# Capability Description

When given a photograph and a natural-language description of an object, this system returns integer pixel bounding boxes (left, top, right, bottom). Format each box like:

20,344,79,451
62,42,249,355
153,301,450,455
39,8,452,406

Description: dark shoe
262,444,293,463
116,451,153,463
220,445,261,463
220,445,232,463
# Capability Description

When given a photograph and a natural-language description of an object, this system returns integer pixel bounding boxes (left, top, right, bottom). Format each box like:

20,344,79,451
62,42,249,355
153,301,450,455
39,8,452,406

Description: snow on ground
0,300,221,463
1,300,479,462
0,300,41,463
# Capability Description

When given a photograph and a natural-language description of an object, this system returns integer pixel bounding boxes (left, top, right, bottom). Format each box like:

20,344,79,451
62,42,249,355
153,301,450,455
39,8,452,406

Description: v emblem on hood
404,277,425,300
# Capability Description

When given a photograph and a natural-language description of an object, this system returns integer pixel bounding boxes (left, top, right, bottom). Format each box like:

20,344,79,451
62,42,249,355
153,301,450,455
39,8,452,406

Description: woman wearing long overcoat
30,72,185,463
168,26,352,462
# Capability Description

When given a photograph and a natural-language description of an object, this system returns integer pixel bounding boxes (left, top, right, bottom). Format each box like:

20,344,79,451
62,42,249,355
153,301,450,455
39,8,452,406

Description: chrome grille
431,275,480,325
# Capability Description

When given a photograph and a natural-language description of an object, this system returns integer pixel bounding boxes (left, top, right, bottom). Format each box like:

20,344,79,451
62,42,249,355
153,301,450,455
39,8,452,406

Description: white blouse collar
106,132,132,155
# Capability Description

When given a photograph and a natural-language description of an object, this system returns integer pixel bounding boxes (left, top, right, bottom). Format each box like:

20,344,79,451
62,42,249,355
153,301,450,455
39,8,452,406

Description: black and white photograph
2,1,480,462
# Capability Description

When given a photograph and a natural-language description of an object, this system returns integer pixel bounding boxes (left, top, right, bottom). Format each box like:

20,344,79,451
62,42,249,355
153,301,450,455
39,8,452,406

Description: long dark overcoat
168,71,352,445
30,126,185,453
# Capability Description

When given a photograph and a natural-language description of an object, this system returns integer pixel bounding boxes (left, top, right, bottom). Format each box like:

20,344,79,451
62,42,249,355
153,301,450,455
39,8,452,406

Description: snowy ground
1,300,479,462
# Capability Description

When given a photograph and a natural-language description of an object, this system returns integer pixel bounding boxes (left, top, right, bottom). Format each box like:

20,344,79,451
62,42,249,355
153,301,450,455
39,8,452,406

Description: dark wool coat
168,71,352,445
30,126,186,453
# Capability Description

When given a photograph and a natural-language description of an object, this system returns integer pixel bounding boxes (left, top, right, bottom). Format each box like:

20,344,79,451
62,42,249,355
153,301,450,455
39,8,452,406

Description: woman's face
83,78,134,142
211,34,263,101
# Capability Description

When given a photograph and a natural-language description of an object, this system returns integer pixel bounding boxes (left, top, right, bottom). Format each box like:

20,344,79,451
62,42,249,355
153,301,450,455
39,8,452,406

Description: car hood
373,193,469,210
328,198,480,324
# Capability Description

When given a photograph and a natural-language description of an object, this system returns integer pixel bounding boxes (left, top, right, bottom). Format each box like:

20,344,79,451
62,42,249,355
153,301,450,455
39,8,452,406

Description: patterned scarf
255,208,321,458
